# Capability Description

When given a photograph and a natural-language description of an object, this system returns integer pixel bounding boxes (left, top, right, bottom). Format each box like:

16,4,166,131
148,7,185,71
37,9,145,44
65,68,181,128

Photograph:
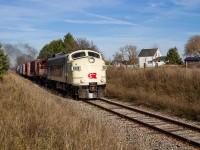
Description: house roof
138,48,158,57
153,56,166,62
184,57,200,61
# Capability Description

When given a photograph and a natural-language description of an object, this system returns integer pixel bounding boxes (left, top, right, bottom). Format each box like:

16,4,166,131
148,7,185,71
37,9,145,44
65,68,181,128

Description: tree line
0,34,200,81
38,33,99,59
112,35,200,66
112,45,184,66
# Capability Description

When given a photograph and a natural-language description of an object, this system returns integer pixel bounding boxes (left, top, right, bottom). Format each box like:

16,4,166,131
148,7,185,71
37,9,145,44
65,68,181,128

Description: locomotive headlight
72,66,81,71
88,57,95,63
80,79,85,83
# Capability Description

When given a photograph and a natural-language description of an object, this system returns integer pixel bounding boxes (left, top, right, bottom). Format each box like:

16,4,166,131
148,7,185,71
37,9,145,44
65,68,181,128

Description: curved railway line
82,98,200,148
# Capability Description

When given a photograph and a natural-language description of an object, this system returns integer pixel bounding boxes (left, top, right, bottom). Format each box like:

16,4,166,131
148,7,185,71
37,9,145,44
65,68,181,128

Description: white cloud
64,19,143,27
65,11,144,27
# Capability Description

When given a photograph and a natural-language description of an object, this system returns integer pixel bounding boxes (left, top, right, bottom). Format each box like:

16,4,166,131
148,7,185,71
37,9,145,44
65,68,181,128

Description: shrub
0,43,9,80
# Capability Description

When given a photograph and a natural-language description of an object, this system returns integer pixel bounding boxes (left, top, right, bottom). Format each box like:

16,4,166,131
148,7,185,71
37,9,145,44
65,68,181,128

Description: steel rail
100,98,200,132
83,99,200,148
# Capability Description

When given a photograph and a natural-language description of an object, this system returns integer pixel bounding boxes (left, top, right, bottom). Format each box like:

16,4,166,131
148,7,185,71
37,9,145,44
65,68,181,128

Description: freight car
18,63,26,76
29,59,47,82
47,50,106,99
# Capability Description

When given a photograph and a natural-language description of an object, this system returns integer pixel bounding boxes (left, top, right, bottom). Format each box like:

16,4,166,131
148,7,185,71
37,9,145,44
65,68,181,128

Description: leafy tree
184,35,200,57
165,47,183,65
38,44,52,59
0,44,9,80
38,39,65,59
63,33,78,51
49,39,65,54
39,44,50,58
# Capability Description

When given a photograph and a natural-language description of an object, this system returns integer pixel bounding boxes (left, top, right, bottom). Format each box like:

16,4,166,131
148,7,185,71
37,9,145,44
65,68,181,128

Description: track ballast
82,98,200,148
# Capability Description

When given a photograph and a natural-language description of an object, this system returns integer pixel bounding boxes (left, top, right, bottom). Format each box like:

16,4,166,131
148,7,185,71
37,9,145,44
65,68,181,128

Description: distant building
184,57,200,68
138,48,165,68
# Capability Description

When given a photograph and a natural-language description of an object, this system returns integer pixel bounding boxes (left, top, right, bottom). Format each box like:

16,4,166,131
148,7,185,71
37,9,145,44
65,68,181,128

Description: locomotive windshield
88,52,100,58
72,52,86,59
71,51,101,60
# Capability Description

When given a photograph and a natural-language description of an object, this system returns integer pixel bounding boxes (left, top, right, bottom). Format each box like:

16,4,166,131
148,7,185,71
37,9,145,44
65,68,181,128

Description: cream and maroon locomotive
17,50,107,99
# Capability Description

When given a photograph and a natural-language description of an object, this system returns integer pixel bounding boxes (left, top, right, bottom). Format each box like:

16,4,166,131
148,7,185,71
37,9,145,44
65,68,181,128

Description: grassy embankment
0,73,119,149
106,67,200,121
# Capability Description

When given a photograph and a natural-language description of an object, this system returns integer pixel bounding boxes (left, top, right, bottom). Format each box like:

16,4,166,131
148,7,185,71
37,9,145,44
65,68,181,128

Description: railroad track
82,98,200,148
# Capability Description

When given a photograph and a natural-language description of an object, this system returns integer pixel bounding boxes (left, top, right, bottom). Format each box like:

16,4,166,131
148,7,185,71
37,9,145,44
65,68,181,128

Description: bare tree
77,38,98,51
119,45,138,65
112,45,138,67
185,35,200,57
76,38,106,59
112,52,123,66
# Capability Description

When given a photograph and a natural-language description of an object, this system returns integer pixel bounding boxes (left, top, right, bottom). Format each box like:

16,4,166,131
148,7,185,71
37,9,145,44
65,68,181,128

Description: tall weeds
0,73,118,149
106,67,200,120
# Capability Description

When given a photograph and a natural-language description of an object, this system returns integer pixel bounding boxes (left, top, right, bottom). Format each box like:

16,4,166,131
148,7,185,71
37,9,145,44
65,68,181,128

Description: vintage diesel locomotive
17,50,107,99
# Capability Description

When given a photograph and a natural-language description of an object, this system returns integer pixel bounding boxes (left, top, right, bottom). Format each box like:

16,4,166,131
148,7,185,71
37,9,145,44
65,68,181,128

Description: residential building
138,48,165,68
184,57,200,68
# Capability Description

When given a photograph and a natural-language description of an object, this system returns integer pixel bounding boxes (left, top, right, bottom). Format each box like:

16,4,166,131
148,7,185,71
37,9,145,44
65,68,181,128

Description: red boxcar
30,59,47,78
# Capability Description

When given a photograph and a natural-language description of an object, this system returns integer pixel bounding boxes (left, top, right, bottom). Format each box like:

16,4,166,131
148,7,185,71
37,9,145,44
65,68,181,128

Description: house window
148,61,152,64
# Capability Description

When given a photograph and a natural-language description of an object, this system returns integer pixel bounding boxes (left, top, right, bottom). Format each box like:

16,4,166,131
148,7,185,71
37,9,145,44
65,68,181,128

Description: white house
138,48,166,68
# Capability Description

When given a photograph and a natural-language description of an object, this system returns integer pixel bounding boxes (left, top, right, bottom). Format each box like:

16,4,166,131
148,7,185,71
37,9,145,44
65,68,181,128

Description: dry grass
0,72,118,149
106,67,200,120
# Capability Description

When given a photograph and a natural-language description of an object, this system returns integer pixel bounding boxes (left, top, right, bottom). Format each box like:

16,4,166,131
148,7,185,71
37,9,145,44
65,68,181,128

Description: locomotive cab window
72,52,86,59
88,52,100,58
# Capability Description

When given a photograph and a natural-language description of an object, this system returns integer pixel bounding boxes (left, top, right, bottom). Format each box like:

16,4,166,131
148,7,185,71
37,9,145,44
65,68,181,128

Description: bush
0,44,9,80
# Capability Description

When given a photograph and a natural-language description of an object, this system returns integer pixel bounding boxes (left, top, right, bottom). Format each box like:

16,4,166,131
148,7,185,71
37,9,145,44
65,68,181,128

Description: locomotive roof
70,49,100,55
48,50,101,61
48,53,68,61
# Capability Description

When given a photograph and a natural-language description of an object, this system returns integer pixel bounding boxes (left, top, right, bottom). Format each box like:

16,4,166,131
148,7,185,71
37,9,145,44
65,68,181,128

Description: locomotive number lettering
88,73,97,79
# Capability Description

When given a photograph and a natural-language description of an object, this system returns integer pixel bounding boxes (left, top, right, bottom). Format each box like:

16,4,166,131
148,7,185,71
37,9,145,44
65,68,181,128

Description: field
106,67,200,121
1,67,200,149
0,73,118,149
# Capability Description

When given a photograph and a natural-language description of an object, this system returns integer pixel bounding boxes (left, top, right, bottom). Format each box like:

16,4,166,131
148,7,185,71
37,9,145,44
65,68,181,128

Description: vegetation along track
82,98,200,148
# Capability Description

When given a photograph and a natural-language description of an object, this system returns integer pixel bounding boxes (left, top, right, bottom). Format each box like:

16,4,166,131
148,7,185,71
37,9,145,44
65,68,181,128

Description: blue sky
0,0,200,59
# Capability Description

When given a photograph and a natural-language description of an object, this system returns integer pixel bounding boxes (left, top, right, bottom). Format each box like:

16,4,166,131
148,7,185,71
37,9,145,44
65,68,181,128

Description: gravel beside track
59,97,199,150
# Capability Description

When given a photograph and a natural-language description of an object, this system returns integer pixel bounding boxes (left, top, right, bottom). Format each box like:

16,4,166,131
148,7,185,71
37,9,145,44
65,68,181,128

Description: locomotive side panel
47,56,67,83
